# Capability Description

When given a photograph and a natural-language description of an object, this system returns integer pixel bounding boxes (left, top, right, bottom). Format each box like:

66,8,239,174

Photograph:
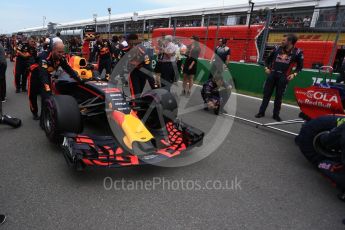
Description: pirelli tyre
43,95,83,144
136,88,178,130
295,115,344,166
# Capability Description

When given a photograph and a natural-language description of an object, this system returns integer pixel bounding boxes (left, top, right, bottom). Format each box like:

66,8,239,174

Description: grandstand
17,0,344,36
17,0,345,71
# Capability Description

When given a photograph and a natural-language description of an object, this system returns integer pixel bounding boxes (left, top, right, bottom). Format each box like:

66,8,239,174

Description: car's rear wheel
43,95,83,144
295,116,342,166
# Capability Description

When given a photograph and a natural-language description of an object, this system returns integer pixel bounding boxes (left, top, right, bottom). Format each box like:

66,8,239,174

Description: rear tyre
295,116,341,166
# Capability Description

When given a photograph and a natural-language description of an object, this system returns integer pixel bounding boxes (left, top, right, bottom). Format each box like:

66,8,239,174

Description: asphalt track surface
1,60,345,230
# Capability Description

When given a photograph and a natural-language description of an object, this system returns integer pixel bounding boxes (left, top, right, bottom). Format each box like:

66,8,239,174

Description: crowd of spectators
251,15,312,28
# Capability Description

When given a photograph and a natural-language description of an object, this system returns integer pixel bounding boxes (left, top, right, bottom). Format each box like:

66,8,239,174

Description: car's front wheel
43,95,83,144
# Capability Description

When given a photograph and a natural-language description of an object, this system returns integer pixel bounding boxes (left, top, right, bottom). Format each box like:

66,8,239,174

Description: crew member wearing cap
255,33,304,122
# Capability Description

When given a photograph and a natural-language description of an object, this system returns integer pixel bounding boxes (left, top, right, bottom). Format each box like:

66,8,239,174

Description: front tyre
43,95,83,144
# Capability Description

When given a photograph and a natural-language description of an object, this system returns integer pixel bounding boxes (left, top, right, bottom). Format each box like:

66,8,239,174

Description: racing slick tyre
136,88,178,129
43,95,83,144
295,115,342,166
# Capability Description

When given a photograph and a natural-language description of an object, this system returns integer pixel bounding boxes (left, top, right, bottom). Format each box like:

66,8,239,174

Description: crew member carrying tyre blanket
38,41,81,125
296,115,345,201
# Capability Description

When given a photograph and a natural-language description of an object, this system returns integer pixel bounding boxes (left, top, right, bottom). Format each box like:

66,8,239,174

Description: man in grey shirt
160,35,178,91
0,43,7,102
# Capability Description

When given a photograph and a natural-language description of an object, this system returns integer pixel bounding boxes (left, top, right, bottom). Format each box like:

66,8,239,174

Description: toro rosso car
294,66,345,200
42,56,204,171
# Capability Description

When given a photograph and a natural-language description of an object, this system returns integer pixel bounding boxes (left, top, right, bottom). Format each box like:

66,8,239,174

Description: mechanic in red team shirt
256,33,304,122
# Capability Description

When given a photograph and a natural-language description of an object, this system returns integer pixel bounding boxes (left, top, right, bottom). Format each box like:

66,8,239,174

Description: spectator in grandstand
336,57,345,83
181,36,201,97
160,35,178,91
209,38,231,80
303,16,311,27
255,33,304,122
0,43,7,102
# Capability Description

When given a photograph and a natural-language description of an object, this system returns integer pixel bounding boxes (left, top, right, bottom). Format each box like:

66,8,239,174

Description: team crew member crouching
201,73,231,115
39,41,81,124
255,33,304,122
121,34,157,99
94,36,112,81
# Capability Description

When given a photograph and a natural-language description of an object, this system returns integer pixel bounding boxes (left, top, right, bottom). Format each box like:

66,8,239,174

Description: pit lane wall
192,59,340,103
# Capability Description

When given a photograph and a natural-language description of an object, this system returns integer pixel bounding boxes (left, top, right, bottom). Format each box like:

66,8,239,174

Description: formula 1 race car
41,56,204,171
294,66,345,200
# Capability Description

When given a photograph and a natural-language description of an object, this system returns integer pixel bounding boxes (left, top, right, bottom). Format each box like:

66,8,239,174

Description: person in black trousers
0,43,7,102
160,35,178,91
14,39,30,93
255,34,304,122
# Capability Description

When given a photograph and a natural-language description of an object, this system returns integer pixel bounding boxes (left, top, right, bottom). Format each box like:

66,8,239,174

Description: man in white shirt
160,35,178,91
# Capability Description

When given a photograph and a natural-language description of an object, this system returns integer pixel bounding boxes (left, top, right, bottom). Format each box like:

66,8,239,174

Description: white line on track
183,81,300,110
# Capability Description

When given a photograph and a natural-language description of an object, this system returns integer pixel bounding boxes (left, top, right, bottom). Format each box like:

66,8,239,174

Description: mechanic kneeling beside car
201,73,231,115
38,41,81,126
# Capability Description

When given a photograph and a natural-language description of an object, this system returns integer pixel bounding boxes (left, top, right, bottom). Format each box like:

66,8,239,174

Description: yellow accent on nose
121,115,154,149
